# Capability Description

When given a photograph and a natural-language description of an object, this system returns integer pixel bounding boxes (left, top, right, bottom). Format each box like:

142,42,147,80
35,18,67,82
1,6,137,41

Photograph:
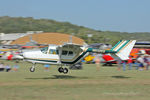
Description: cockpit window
41,47,48,54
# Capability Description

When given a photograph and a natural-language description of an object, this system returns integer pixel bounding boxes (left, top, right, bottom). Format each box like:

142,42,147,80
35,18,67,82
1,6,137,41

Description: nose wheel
30,63,36,72
30,67,35,72
58,67,68,74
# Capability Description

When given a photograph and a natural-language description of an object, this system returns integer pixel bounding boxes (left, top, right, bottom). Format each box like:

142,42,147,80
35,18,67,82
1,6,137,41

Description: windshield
41,47,48,54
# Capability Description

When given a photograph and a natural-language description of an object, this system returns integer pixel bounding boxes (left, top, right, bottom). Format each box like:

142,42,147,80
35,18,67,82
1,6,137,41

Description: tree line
0,16,150,45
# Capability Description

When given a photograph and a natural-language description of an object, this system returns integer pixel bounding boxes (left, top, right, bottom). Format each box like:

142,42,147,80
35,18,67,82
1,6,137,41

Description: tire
30,67,35,72
58,67,64,73
63,68,68,74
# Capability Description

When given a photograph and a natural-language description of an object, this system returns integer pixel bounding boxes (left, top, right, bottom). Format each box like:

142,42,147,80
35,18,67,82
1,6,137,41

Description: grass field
0,60,150,100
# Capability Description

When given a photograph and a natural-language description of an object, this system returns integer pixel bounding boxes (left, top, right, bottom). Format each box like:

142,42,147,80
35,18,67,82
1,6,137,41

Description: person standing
95,55,100,71
143,55,149,70
128,56,133,70
117,59,122,71
44,64,50,71
5,64,11,72
122,60,127,71
0,62,5,72
13,61,19,72
136,55,144,71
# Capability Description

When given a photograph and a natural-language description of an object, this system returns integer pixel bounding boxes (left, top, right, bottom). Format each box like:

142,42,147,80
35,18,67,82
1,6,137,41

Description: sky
0,0,150,32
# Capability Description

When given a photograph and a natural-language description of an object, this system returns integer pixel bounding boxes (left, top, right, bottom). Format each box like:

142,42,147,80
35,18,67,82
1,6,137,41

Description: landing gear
30,67,35,72
30,63,36,72
63,68,68,74
58,67,69,74
58,67,64,73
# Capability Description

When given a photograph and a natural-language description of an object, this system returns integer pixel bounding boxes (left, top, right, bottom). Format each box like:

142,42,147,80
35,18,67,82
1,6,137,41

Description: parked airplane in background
22,40,136,74
102,54,117,66
0,48,23,60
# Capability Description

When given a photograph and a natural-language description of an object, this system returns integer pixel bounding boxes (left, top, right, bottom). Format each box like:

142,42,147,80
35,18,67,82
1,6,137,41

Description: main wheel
63,68,68,74
58,67,64,73
30,67,35,72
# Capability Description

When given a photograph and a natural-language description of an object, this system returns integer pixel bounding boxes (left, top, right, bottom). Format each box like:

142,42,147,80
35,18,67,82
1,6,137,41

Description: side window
53,50,56,54
62,50,68,55
68,51,73,56
49,49,57,54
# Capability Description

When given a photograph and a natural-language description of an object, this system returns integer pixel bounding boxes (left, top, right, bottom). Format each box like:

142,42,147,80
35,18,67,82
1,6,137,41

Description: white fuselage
23,45,89,65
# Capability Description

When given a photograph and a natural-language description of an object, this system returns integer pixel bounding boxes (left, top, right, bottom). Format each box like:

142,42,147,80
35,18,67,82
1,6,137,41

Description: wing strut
57,46,62,65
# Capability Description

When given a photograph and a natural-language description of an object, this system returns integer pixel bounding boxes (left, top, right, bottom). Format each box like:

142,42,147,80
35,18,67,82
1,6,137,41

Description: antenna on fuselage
69,33,74,43
69,35,72,43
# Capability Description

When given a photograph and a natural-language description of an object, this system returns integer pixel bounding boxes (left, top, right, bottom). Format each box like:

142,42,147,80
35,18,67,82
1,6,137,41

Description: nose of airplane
22,50,40,58
22,49,42,59
22,51,31,58
22,52,26,58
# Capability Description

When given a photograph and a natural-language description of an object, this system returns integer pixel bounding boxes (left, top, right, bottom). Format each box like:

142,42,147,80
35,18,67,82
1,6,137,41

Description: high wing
59,43,82,49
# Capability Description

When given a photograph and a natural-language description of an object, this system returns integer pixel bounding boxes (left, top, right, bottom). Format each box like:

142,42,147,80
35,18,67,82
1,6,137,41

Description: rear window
68,51,73,56
62,51,68,55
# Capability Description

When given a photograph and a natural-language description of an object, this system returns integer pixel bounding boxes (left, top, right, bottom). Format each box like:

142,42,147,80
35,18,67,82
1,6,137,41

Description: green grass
0,60,150,100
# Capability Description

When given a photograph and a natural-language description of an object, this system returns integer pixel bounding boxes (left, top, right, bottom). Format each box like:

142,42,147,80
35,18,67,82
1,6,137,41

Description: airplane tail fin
111,40,136,60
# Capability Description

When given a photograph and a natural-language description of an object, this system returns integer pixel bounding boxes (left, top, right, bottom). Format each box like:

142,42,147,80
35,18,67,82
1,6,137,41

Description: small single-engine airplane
22,40,136,74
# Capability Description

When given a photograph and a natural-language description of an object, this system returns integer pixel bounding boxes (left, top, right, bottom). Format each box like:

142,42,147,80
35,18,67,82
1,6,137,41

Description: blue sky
0,0,150,32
